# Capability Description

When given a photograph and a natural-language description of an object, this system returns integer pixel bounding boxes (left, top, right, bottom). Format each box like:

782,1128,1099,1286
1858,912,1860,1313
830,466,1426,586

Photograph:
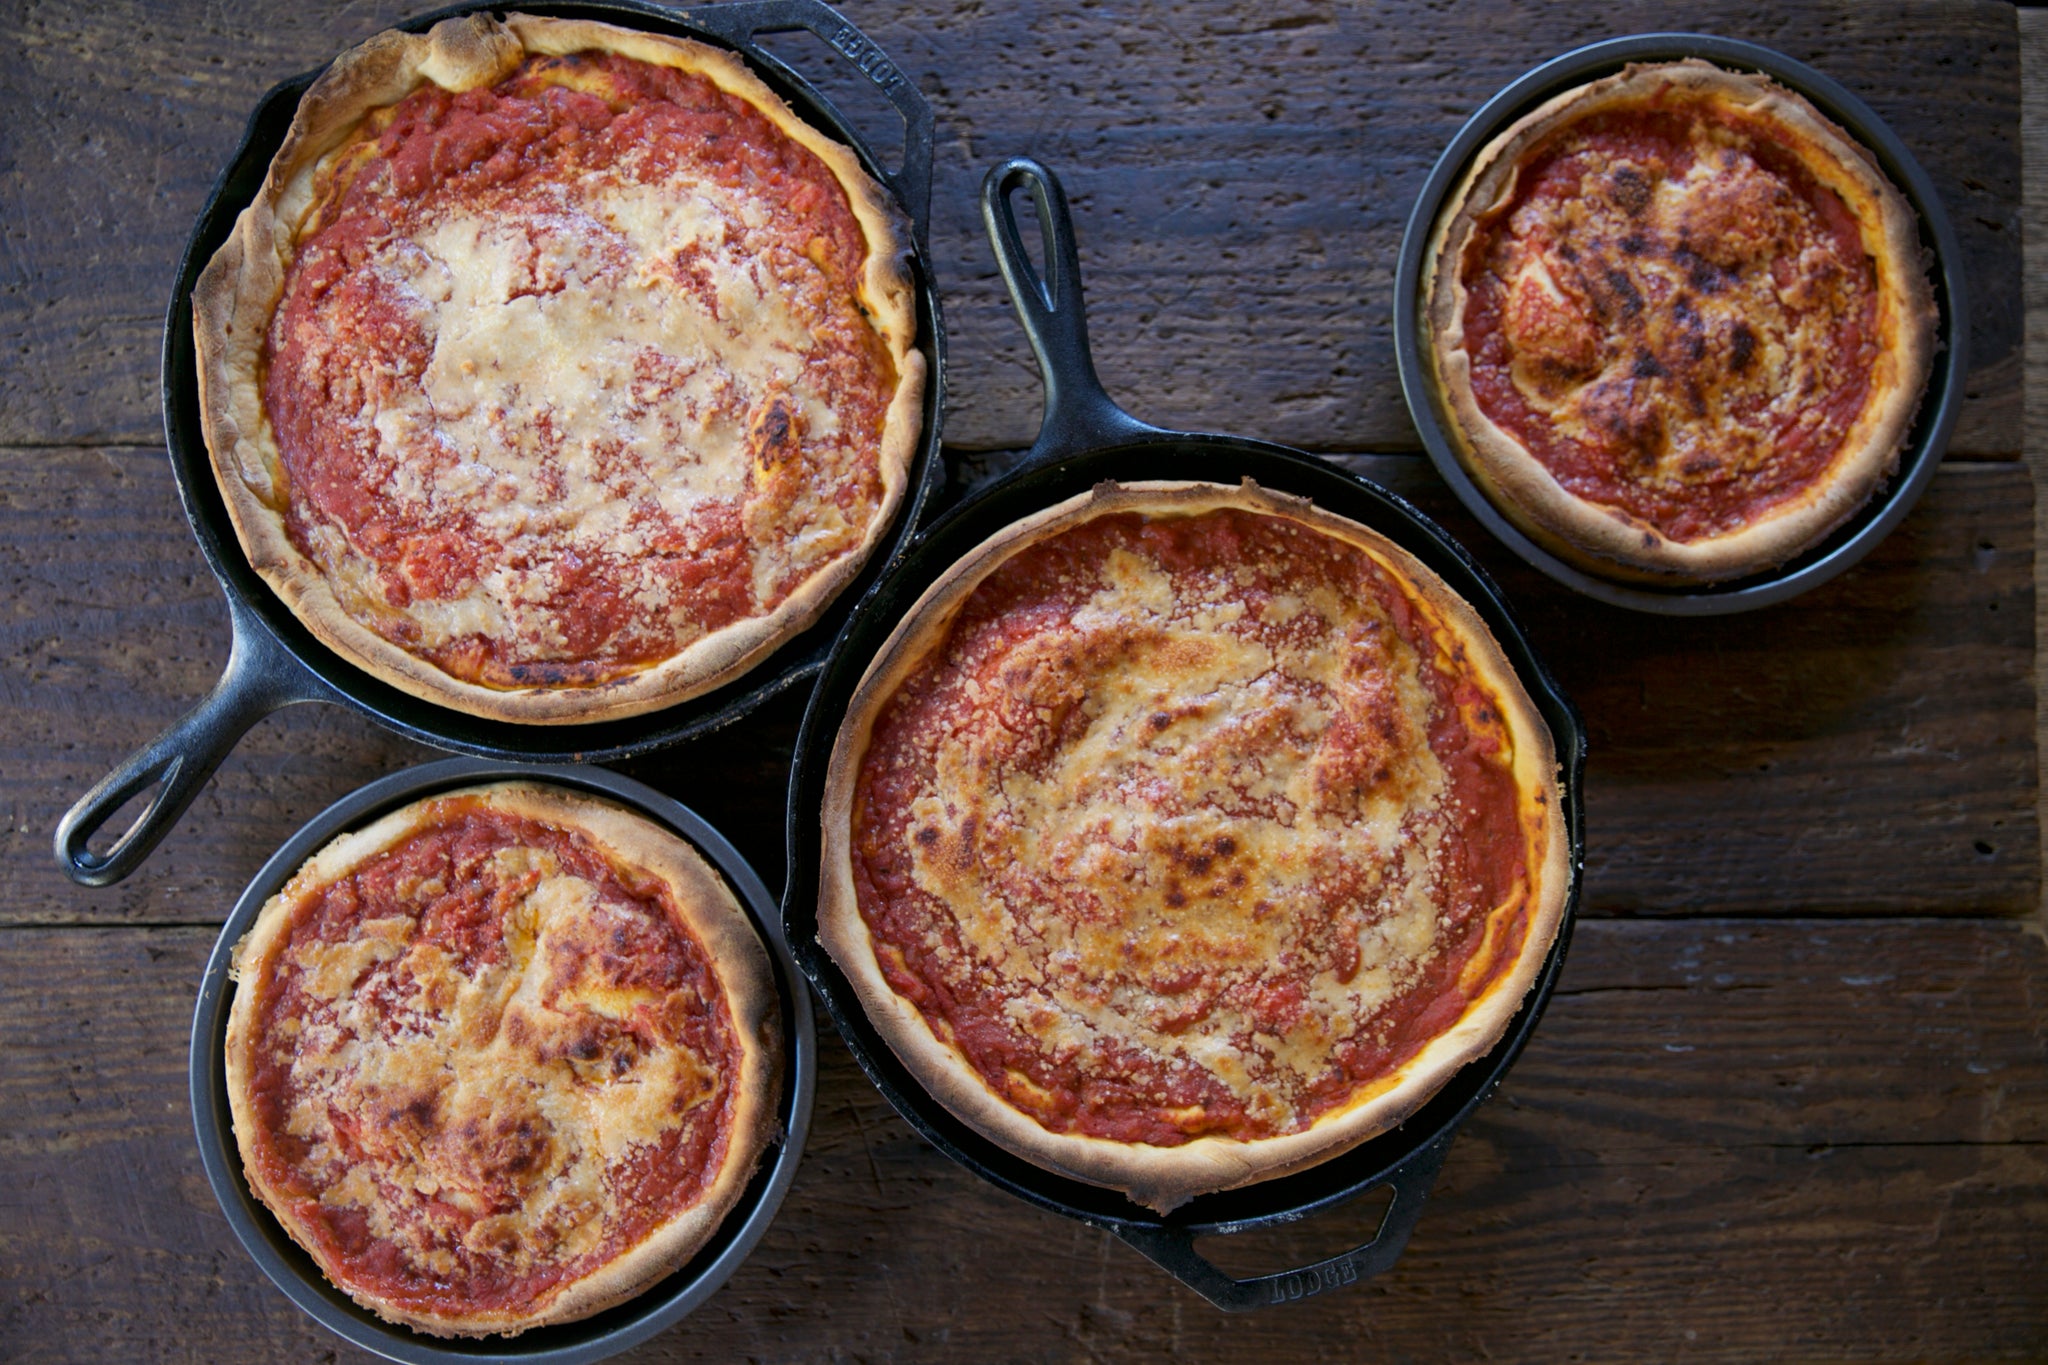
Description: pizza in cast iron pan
224,780,782,1337
1423,58,1937,583
819,478,1571,1214
195,13,925,724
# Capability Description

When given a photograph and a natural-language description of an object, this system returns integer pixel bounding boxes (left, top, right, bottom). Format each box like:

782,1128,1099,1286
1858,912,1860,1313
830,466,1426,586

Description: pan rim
1391,31,1969,615
189,756,816,1364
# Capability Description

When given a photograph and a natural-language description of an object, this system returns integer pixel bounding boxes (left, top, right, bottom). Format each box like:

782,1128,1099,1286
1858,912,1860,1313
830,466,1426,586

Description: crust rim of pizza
193,14,926,724
817,480,1572,1214
223,781,784,1338
1421,59,1938,584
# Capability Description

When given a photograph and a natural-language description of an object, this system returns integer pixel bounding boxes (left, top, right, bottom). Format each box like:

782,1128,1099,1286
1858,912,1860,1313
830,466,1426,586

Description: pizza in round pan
224,781,782,1337
820,481,1570,1214
195,14,925,723
1423,59,1937,583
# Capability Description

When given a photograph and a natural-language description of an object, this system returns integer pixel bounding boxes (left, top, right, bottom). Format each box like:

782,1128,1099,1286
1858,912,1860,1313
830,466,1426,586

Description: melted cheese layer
242,808,737,1315
265,51,894,688
1462,99,1879,540
851,509,1530,1146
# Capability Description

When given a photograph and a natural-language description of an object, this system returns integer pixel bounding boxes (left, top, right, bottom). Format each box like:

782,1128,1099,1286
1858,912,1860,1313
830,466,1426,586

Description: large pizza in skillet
820,481,1570,1213
1423,59,1937,582
195,14,924,722
225,782,781,1336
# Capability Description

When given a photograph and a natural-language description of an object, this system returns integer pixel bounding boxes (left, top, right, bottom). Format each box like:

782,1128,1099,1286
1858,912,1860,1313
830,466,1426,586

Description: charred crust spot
750,396,798,467
390,1093,438,1129
1609,166,1652,216
1677,247,1722,294
1619,233,1646,256
1604,269,1644,319
502,659,603,686
1164,883,1187,909
1150,712,1173,731
1632,349,1664,379
1729,322,1757,374
1557,243,1578,262
913,826,938,847
1214,835,1238,858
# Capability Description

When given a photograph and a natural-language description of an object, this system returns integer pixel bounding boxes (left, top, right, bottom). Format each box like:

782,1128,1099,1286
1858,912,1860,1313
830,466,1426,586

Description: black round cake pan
189,757,816,1364
1393,33,1968,615
58,0,947,888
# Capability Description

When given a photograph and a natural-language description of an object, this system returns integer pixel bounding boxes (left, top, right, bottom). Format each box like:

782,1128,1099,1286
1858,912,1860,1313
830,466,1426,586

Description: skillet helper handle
55,597,322,888
981,157,1158,461
679,0,934,241
1110,1133,1453,1312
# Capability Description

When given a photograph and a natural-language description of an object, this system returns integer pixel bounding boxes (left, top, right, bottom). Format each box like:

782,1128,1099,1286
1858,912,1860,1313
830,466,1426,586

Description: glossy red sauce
851,510,1532,1145
242,801,740,1318
1461,103,1880,541
264,51,895,687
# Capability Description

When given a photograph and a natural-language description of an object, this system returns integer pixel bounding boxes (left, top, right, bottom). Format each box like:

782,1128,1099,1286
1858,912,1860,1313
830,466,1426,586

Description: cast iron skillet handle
54,596,331,887
679,0,935,238
1109,1132,1453,1312
981,157,1161,463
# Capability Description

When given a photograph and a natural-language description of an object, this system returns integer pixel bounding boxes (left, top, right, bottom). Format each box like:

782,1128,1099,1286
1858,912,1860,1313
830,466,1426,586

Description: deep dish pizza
1423,59,1937,582
224,782,782,1336
195,14,924,722
820,481,1570,1213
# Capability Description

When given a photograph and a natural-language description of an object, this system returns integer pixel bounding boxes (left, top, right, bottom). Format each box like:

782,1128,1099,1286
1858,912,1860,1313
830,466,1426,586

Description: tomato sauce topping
1458,97,1882,541
264,50,899,689
851,508,1534,1145
240,799,741,1318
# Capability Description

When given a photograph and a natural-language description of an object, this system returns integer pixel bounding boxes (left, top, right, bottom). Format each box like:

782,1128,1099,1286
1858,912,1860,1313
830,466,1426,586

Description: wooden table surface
4,1,2044,1359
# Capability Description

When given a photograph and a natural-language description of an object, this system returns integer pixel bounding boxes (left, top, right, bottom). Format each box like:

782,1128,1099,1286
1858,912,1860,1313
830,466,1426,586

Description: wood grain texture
2021,7,2048,912
2,920,2040,1363
0,0,2020,455
5,448,2035,926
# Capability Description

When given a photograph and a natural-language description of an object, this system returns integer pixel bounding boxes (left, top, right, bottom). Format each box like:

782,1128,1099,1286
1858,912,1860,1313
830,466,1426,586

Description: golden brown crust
1422,59,1937,583
224,781,782,1337
194,14,923,723
818,480,1570,1213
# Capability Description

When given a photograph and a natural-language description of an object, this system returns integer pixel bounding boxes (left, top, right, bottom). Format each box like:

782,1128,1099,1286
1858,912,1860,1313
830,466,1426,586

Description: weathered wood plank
0,0,2021,455
2,919,2041,1362
2021,7,2048,899
3,447,2032,925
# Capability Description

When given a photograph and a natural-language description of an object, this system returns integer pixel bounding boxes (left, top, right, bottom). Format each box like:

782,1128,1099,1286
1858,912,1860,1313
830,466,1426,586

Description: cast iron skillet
1393,33,1968,615
191,757,816,1364
780,157,1588,1310
56,0,946,888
